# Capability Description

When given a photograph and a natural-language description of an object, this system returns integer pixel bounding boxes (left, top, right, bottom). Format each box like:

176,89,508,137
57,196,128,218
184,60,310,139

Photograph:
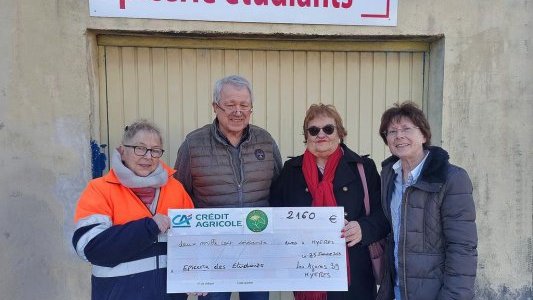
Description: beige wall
0,1,531,299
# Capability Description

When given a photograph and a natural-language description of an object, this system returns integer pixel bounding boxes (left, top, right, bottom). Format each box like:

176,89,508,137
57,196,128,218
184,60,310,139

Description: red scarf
302,147,342,207
296,146,349,300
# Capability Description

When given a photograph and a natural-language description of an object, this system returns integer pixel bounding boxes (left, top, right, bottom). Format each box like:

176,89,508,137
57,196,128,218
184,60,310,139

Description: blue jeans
199,292,269,300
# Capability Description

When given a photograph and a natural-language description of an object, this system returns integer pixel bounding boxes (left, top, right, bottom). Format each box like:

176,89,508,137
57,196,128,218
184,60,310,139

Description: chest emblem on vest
254,149,265,160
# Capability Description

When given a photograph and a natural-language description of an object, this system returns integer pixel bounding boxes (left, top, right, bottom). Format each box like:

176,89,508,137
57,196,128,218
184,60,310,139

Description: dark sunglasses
306,124,336,136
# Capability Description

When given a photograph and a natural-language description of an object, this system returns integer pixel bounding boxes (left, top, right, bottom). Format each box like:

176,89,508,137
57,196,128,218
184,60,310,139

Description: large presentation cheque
167,207,348,293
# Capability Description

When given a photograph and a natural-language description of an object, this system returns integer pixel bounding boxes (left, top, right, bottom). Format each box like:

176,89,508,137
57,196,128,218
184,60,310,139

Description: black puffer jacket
377,146,478,300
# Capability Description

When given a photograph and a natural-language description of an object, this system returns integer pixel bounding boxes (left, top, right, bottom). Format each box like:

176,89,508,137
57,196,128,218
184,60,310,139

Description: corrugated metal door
97,36,428,170
96,35,428,300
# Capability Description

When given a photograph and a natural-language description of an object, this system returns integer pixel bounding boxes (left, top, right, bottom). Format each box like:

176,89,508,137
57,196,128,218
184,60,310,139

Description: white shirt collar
392,151,430,184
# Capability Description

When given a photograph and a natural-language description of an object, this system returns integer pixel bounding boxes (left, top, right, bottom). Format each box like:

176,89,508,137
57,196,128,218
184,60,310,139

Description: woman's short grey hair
122,119,163,145
212,75,254,104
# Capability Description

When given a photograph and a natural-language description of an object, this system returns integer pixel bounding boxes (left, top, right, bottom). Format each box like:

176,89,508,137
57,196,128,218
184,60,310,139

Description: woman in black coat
270,103,390,300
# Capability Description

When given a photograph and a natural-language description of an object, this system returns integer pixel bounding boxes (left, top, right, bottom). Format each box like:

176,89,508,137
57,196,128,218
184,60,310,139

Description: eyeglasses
307,124,336,136
383,126,419,138
123,145,165,158
215,102,253,115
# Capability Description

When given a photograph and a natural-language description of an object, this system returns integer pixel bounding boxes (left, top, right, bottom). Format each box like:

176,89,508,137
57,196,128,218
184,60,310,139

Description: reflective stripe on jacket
92,255,167,277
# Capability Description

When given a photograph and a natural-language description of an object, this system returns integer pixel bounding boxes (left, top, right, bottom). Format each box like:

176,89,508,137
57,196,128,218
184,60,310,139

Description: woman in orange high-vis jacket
73,120,194,300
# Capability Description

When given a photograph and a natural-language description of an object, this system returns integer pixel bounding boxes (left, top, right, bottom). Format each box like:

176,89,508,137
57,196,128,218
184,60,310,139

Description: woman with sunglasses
270,103,389,300
72,120,194,300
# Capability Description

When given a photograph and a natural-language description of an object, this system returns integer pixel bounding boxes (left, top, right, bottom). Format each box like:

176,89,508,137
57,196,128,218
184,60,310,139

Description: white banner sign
167,207,348,293
89,0,397,26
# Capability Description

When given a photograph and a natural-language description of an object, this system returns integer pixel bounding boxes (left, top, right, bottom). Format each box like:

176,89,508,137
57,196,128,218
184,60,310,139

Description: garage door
97,35,428,170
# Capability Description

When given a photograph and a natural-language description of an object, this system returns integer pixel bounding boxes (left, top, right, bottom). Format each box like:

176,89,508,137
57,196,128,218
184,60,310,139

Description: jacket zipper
130,187,162,295
155,189,161,296
237,147,244,207
402,188,411,300
237,184,243,206
227,147,244,207
156,252,160,296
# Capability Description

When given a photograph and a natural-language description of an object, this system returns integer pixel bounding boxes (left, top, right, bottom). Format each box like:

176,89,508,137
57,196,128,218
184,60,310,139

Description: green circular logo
246,210,268,232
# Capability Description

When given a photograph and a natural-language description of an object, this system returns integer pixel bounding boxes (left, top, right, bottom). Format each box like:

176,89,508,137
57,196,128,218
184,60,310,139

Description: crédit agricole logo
246,210,268,232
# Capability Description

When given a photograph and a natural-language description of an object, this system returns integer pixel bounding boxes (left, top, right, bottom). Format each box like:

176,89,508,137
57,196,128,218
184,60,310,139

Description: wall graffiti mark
91,140,107,178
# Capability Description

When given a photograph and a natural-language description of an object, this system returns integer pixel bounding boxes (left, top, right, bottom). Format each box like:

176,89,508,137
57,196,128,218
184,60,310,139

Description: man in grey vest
174,75,282,300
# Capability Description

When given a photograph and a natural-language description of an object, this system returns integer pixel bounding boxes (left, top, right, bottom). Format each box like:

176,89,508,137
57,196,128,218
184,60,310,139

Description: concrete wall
0,0,531,299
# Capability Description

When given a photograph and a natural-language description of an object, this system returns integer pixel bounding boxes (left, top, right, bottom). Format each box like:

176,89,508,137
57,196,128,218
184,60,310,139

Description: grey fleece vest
187,123,276,208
